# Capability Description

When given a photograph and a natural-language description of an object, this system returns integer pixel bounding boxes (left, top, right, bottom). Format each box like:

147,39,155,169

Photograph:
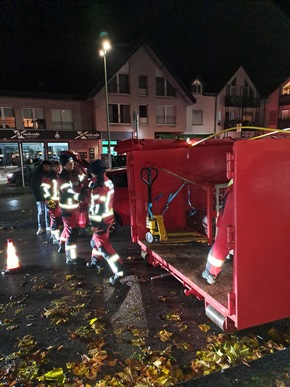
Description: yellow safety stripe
92,249,103,257
90,215,102,222
66,244,76,251
208,253,225,268
41,182,51,199
60,182,71,190
51,180,59,200
103,210,114,218
108,254,120,264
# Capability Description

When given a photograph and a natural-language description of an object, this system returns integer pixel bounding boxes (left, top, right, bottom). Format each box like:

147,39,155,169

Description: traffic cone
2,239,23,274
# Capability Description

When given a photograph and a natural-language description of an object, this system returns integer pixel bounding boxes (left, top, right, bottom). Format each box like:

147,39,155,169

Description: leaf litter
0,269,289,386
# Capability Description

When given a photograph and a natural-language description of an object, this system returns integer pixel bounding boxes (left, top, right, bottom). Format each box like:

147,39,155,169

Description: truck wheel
145,232,154,243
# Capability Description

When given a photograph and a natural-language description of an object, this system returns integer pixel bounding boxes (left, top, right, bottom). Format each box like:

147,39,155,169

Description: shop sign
74,131,100,140
0,129,101,141
11,130,40,139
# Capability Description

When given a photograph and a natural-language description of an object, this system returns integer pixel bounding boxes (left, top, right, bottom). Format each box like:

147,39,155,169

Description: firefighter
202,179,234,284
58,154,87,265
41,161,63,245
87,159,124,285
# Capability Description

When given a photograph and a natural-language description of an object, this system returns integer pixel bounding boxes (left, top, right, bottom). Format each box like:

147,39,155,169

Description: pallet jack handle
140,167,158,220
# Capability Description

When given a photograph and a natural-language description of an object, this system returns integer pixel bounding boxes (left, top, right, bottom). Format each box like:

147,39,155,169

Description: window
156,77,176,96
192,110,203,125
109,104,130,123
102,140,118,156
229,78,237,96
138,75,148,96
282,82,290,95
47,142,69,161
156,105,176,125
108,74,129,94
52,109,73,130
191,79,202,94
22,108,45,129
0,107,16,128
139,105,148,124
281,110,290,119
217,111,222,125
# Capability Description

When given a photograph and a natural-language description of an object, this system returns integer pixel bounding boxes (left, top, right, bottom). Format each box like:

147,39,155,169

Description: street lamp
99,38,112,169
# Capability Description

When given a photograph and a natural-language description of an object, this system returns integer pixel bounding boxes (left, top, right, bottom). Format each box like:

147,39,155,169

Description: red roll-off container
116,137,290,331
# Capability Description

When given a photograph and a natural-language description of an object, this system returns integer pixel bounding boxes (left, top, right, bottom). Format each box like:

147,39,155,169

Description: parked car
106,167,130,234
7,169,30,186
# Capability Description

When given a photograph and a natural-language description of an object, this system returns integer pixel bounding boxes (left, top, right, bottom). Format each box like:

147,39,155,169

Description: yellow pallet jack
140,167,207,244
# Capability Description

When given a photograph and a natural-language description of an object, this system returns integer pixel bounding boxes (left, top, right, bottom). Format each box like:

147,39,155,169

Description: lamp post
99,39,112,169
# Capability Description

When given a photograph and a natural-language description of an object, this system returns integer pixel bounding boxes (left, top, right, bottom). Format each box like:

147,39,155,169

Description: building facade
89,44,195,145
0,94,99,167
0,43,287,169
185,66,264,139
264,78,290,130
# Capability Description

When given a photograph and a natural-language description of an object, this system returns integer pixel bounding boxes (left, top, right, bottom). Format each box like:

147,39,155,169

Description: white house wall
186,94,216,135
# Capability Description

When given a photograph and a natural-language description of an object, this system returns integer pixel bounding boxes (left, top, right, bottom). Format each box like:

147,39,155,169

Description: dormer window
191,79,202,94
282,81,290,95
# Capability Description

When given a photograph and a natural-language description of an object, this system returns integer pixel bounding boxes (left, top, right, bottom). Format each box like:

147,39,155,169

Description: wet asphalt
0,184,289,386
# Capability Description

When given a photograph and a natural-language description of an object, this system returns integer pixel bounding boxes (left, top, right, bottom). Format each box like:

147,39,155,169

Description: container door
234,138,290,329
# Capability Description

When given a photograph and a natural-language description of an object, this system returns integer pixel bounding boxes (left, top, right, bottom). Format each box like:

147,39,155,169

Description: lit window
191,79,202,94
282,82,290,95
22,108,45,129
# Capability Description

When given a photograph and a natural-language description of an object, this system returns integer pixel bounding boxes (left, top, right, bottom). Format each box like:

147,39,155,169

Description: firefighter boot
51,230,60,245
202,269,216,285
109,271,124,285
86,256,101,271
65,246,85,265
58,242,65,254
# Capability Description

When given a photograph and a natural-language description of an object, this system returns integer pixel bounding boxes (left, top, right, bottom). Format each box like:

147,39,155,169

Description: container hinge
226,152,234,180
228,292,236,316
227,225,235,251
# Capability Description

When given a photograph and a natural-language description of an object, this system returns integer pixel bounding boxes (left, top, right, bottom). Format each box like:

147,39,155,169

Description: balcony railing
156,115,176,125
52,121,74,130
279,94,290,106
224,120,261,129
225,96,261,107
277,118,290,129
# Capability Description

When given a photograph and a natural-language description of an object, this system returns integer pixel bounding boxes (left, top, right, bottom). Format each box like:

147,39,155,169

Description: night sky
0,0,289,97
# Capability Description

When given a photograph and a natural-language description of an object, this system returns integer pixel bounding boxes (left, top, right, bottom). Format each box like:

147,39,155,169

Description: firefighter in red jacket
41,160,63,245
58,154,87,265
202,178,234,284
87,160,124,285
